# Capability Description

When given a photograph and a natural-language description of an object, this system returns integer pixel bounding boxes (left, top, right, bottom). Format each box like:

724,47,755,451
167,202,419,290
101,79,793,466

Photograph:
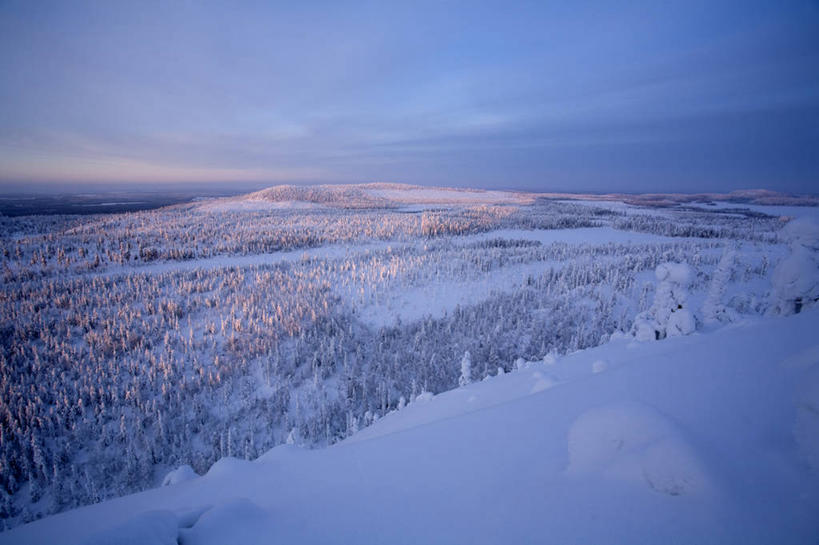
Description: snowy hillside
197,183,534,212
2,184,818,533
2,310,818,545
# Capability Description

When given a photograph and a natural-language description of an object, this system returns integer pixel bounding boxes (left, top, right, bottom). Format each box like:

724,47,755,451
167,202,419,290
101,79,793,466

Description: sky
0,0,817,194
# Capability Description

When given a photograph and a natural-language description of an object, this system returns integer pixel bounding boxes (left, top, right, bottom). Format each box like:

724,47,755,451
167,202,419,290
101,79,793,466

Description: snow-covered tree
633,262,695,340
459,351,472,387
703,248,737,324
770,218,819,315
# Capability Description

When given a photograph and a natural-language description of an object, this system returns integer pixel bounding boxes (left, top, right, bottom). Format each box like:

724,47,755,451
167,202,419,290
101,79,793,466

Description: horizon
1,1,818,194
1,179,819,199
1,179,818,199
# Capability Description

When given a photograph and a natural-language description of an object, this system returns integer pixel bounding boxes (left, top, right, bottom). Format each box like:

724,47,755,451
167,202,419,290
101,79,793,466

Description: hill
3,309,818,544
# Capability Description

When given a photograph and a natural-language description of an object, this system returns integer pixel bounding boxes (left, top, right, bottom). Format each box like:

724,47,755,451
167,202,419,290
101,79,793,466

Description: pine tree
458,351,472,387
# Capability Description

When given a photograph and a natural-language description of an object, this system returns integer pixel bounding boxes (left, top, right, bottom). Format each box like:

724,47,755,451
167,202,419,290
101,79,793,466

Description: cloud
0,0,817,192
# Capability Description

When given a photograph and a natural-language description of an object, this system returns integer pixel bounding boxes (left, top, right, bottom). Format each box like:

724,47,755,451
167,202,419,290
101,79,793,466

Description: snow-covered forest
1,183,817,532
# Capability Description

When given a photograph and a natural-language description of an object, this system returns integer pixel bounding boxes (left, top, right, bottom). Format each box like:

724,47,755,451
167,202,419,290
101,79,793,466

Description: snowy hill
3,310,818,545
2,186,817,533
194,183,534,211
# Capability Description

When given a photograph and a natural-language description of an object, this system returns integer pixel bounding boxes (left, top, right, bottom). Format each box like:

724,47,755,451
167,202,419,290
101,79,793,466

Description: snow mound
205,457,252,478
161,464,199,487
178,499,274,545
79,510,179,545
255,443,303,464
567,403,710,496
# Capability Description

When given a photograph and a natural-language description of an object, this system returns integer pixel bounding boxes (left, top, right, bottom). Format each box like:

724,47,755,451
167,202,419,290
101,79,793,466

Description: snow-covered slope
4,311,818,545
193,183,534,211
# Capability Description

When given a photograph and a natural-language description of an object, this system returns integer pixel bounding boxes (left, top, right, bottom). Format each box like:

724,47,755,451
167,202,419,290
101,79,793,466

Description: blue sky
1,0,817,193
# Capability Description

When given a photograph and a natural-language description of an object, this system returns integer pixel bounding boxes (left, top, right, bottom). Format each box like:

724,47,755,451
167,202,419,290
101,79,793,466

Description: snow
704,202,819,221
79,510,179,545
770,245,819,315
555,199,676,217
654,261,692,285
3,186,817,540
703,248,738,324
562,198,819,224
5,310,819,545
456,226,683,246
780,216,819,248
353,227,690,328
196,199,325,212
96,240,396,277
161,466,199,487
352,259,555,327
98,226,681,282
794,363,819,472
591,359,608,374
363,187,530,204
566,402,711,497
666,306,696,336
177,499,275,545
633,262,697,340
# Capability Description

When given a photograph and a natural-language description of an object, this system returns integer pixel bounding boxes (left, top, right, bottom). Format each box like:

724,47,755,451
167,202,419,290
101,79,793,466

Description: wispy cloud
1,0,817,192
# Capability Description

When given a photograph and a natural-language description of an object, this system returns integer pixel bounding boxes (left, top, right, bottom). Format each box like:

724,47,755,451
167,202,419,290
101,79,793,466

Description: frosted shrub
459,351,472,387
633,262,695,340
770,218,819,315
702,248,738,324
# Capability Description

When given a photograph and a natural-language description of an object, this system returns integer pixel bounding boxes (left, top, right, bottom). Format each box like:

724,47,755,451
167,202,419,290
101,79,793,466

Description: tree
458,351,472,387
703,248,737,324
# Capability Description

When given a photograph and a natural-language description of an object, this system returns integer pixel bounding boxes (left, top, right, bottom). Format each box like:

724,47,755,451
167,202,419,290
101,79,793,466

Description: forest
0,187,801,529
